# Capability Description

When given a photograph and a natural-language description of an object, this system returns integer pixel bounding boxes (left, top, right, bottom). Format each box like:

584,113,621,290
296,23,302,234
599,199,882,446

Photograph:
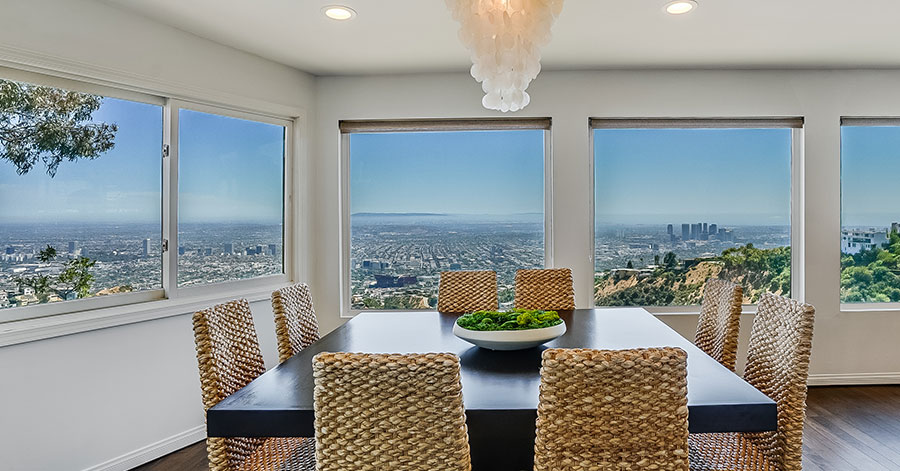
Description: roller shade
590,117,803,129
841,117,900,127
340,118,551,133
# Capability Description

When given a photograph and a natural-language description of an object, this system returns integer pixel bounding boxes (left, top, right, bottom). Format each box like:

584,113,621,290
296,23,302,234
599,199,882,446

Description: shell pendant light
446,0,564,112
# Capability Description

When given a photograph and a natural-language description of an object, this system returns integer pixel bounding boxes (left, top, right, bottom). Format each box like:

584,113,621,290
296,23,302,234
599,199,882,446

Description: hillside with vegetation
841,230,900,303
594,243,791,306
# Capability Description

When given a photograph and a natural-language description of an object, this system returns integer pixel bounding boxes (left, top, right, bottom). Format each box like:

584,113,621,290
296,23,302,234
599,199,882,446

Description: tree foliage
13,246,97,302
595,243,793,306
841,231,900,303
59,256,97,299
0,78,117,176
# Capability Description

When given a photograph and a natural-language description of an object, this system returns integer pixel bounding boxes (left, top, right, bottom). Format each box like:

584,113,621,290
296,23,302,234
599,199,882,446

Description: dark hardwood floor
134,386,900,471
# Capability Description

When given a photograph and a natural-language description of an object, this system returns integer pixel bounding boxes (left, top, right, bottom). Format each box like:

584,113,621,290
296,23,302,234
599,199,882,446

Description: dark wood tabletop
208,308,776,470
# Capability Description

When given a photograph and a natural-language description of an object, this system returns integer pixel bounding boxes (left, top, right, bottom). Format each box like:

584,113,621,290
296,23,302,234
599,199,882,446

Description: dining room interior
1,0,900,470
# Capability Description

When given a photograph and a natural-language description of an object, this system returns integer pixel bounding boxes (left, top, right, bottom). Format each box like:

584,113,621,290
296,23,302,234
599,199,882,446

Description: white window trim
338,120,553,318
589,117,805,313
837,117,900,312
0,67,304,339
167,100,294,300
0,281,286,347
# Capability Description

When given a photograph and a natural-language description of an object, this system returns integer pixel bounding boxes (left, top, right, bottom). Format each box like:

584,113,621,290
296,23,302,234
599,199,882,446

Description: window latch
162,239,169,253
162,144,170,159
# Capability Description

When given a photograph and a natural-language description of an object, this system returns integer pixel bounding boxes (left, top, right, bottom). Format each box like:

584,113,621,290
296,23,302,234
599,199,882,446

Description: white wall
0,0,315,114
0,0,315,470
312,69,900,380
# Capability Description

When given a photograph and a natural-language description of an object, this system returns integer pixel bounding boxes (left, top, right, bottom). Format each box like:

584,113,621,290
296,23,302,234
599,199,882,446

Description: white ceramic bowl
452,321,567,351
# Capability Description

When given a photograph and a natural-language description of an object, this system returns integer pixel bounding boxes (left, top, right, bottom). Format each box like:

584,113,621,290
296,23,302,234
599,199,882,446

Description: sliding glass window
342,119,549,311
0,71,293,323
177,108,286,287
591,118,799,307
0,75,163,319
840,119,900,304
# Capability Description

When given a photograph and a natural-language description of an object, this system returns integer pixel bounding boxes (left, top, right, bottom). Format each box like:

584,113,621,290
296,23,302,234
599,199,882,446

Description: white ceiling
102,0,900,75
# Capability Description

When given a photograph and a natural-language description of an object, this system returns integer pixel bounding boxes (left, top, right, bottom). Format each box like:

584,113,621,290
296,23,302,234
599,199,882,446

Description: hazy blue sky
4,93,897,230
179,109,283,224
594,128,792,225
842,126,900,227
350,130,544,214
0,97,161,223
0,98,284,224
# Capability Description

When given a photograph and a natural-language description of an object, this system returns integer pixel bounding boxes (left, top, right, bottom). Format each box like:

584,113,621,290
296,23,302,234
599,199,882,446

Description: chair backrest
534,347,690,471
313,352,471,471
192,299,266,471
438,270,498,312
271,282,320,363
695,278,743,371
743,292,815,471
514,268,575,310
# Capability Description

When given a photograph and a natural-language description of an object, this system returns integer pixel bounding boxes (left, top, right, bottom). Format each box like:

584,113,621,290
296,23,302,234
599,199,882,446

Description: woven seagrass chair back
534,347,690,471
271,283,320,363
743,292,815,471
438,270,498,312
514,268,575,310
695,278,743,371
312,352,471,471
192,299,267,471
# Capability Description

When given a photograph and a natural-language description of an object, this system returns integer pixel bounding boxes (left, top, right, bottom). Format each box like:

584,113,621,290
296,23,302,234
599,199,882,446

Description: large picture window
0,77,163,316
840,119,900,304
591,119,799,307
0,72,293,322
342,119,548,311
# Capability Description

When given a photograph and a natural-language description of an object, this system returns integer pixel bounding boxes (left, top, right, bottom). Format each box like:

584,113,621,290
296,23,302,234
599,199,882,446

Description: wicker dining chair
695,278,743,371
312,352,471,471
271,283,320,363
192,299,315,471
514,268,576,310
438,270,498,312
689,293,815,471
534,347,690,471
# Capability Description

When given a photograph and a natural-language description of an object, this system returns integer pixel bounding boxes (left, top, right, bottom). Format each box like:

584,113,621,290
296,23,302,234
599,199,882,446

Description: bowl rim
452,320,566,342
453,320,565,333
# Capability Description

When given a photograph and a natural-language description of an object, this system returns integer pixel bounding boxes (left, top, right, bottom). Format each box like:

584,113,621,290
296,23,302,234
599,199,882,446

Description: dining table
207,307,777,471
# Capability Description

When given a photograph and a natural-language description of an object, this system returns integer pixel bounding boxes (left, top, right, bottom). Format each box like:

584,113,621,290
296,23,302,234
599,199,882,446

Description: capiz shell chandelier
446,0,564,112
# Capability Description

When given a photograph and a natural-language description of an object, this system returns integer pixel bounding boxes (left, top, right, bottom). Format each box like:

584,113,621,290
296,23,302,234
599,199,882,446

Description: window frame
588,117,805,313
338,118,553,317
167,99,293,298
0,73,296,324
838,117,900,312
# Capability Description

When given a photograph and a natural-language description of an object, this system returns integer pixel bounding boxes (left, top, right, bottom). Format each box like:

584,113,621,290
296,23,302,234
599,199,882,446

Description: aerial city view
349,213,544,309
0,223,282,309
0,78,285,315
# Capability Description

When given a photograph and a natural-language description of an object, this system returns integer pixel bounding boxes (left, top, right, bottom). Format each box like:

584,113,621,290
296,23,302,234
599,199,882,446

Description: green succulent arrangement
456,309,562,331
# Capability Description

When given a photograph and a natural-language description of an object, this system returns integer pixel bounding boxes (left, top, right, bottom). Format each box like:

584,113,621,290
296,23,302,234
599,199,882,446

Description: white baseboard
808,372,900,386
81,425,205,471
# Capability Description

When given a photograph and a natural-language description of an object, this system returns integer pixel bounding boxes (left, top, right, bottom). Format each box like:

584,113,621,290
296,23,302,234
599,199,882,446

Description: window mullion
162,100,180,299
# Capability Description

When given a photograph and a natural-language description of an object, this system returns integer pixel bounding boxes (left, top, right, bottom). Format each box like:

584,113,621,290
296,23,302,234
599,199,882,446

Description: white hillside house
841,229,889,255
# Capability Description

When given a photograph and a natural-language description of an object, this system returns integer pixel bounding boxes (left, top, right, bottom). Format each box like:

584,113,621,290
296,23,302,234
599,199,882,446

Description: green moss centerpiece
455,309,563,331
453,309,566,350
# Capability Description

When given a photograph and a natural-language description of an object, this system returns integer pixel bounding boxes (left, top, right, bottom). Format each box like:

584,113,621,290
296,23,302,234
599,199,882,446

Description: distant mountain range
351,212,448,217
351,212,543,217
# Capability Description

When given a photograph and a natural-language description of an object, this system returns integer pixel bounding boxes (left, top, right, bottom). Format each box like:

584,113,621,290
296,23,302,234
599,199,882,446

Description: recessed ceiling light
665,0,697,15
323,5,356,21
